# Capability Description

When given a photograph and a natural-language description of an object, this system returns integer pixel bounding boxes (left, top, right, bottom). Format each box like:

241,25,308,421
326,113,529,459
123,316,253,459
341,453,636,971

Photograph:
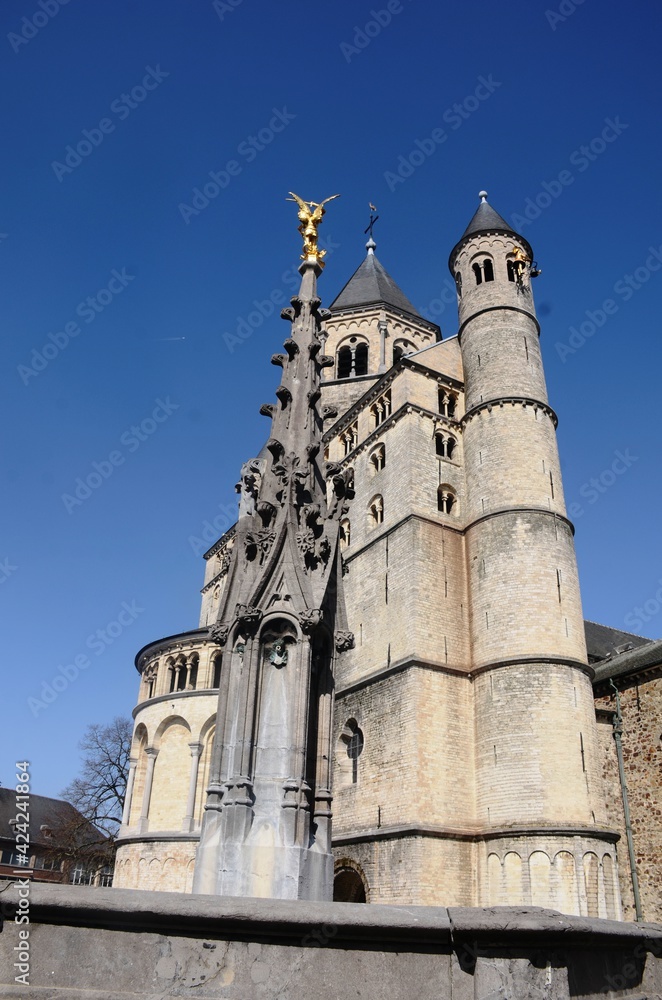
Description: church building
113,193,661,921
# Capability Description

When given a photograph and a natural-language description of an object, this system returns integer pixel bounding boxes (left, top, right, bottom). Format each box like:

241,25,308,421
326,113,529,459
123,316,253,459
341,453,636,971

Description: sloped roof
329,252,425,320
0,788,103,849
461,199,514,240
592,638,662,691
584,620,653,663
449,193,532,266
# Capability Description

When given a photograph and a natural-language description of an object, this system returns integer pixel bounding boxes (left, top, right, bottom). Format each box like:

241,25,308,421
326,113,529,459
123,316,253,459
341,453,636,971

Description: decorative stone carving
300,609,323,633
209,622,230,646
335,630,355,652
268,639,288,668
235,605,263,631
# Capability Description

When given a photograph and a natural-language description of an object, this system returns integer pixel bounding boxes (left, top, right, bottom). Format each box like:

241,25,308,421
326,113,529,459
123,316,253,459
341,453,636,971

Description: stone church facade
113,195,660,921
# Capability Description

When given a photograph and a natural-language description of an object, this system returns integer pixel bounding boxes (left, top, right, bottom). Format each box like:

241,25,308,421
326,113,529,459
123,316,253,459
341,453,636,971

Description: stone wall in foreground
0,883,661,999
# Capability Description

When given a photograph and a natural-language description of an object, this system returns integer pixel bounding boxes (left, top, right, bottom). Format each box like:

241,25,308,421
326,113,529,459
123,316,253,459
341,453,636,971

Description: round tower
450,193,620,916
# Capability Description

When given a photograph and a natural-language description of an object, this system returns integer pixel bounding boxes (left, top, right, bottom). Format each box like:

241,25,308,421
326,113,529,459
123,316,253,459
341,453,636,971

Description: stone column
120,757,138,828
138,748,158,834
183,742,203,832
378,315,388,372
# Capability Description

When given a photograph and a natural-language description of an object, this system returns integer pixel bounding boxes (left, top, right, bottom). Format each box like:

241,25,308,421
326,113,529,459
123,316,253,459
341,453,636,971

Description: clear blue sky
2,0,661,797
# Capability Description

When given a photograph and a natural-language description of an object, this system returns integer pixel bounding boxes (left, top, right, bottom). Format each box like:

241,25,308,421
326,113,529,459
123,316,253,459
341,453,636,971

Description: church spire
193,195,353,901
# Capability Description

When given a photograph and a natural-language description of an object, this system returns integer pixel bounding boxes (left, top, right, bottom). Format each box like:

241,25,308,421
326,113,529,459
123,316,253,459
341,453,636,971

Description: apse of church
114,194,622,919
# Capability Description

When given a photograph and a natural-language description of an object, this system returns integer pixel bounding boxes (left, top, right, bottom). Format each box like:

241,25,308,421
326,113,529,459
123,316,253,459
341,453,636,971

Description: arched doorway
333,862,367,903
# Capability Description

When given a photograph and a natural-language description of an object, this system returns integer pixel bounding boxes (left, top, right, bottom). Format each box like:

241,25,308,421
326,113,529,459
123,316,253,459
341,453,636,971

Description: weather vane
364,202,379,239
287,192,340,267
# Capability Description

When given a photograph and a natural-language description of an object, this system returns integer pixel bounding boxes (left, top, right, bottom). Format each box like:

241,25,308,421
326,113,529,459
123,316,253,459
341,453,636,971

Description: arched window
187,655,198,690
436,434,456,460
370,390,391,428
340,518,351,551
339,719,364,784
369,495,384,526
473,258,494,284
337,346,352,379
437,486,456,515
438,389,457,418
211,654,222,689
392,339,415,365
166,658,176,694
337,339,369,379
507,259,516,283
355,342,368,375
175,656,187,692
455,271,462,297
143,662,158,700
341,422,358,456
370,444,385,474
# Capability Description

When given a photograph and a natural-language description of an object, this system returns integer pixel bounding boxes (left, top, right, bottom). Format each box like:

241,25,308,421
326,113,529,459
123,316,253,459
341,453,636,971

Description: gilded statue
287,192,340,266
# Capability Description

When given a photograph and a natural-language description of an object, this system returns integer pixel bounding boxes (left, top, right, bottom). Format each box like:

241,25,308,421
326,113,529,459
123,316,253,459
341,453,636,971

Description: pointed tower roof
450,191,532,267
330,240,425,320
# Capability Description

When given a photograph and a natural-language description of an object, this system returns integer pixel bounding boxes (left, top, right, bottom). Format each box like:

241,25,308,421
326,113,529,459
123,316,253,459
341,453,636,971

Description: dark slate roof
584,620,653,663
592,638,662,691
449,194,532,267
0,788,102,849
329,252,425,320
461,200,513,240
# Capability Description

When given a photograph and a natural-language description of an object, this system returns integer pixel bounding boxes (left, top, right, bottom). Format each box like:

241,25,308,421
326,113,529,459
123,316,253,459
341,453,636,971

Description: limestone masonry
114,194,661,920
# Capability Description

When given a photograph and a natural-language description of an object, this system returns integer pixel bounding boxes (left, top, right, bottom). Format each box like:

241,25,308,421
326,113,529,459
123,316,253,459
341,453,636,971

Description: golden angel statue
287,192,340,265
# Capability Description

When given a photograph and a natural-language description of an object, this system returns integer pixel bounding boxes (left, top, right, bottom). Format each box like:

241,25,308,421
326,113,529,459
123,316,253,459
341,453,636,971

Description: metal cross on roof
364,203,379,238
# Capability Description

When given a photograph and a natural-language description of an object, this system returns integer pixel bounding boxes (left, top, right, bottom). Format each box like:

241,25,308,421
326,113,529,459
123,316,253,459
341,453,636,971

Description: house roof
329,248,428,323
592,637,662,691
0,788,103,850
449,192,533,266
584,620,653,663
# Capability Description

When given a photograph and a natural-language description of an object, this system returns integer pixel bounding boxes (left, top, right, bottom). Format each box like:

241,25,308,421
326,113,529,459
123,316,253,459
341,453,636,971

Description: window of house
369,495,384,526
340,518,351,550
98,865,113,887
436,434,456,459
392,340,415,365
437,487,456,515
438,389,457,418
341,423,358,457
346,725,364,784
370,390,391,428
473,258,494,284
337,340,369,379
370,444,385,473
70,864,94,886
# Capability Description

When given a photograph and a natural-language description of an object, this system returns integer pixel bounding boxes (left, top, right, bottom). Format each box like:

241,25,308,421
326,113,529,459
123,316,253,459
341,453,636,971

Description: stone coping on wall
1,882,661,951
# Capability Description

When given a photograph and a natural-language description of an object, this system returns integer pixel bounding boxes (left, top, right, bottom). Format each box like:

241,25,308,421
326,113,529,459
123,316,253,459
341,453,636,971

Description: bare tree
60,717,132,839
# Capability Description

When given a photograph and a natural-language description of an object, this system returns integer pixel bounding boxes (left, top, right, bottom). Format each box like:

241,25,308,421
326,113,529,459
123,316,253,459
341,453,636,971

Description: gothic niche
262,619,297,670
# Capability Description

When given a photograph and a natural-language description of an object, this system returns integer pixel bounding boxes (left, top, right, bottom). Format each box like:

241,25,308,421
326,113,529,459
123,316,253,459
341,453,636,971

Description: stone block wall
595,676,662,923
